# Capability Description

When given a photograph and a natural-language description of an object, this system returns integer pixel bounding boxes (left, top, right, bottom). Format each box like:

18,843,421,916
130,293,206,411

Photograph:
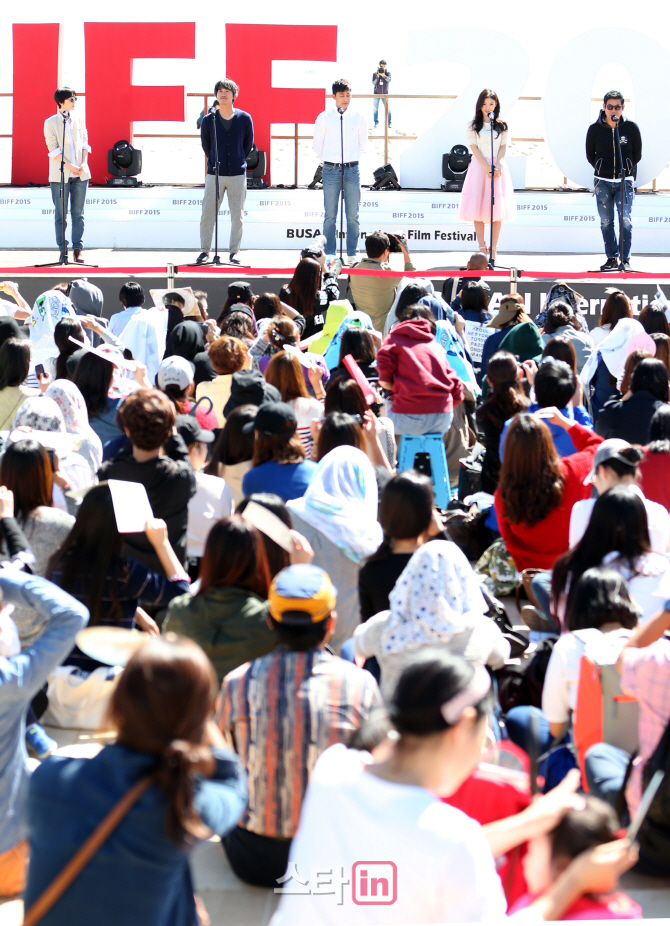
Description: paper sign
108,479,154,534
463,320,495,364
241,501,294,553
68,337,138,372
342,354,376,406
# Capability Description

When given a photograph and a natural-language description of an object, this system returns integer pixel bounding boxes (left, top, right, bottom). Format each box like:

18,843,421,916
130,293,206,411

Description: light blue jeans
50,177,88,252
322,163,361,257
373,97,391,127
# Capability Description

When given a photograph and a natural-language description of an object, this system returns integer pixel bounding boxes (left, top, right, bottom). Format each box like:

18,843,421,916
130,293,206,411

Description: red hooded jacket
376,319,464,414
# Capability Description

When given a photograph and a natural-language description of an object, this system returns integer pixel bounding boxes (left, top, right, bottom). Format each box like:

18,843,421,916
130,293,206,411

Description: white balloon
544,28,670,188
399,28,529,189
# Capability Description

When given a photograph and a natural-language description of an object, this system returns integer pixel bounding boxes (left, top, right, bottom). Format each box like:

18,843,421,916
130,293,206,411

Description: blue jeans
584,742,630,824
322,163,361,257
50,177,88,252
373,97,391,127
506,706,553,757
595,178,634,261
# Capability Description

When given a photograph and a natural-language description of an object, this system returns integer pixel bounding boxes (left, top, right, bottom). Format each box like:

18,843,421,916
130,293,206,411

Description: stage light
107,140,142,186
246,145,268,189
371,163,400,191
307,165,323,190
441,145,471,191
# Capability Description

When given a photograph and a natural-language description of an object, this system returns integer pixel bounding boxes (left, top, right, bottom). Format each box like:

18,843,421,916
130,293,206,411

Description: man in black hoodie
586,90,642,272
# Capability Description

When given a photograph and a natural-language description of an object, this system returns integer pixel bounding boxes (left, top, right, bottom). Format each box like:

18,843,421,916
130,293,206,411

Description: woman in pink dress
458,88,517,266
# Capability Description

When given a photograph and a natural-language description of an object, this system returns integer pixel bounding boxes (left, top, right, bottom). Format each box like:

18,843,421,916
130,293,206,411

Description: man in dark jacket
372,60,391,128
586,90,642,272
98,389,195,574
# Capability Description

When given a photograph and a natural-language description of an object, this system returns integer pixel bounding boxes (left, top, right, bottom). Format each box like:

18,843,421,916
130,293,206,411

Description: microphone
488,111,495,121
209,104,218,114
337,107,345,115
611,113,619,123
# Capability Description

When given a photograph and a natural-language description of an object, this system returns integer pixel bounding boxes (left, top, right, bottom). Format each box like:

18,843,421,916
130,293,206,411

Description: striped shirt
219,647,382,838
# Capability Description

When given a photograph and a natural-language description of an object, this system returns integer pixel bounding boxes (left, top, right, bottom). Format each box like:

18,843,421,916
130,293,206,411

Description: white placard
108,479,154,534
463,320,496,364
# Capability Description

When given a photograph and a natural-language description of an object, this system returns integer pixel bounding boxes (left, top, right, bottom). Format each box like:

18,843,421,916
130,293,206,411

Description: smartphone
35,364,45,378
46,449,56,471
627,769,664,843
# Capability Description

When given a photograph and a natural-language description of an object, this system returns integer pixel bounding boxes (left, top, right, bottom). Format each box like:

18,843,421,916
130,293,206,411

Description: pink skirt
458,156,517,224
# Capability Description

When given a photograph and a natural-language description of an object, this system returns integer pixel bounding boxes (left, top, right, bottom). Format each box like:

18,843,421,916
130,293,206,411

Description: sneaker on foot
195,251,209,264
229,252,242,265
600,257,618,271
26,723,57,759
622,260,632,272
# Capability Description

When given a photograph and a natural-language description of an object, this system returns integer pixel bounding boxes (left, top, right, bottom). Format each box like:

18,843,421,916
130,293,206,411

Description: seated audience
494,410,602,571
163,319,215,388
223,369,280,420
264,352,324,456
479,294,530,384
583,317,655,426
196,335,251,427
46,379,103,475
98,389,195,573
447,252,490,313
205,405,257,507
24,636,247,924
596,357,669,445
165,517,275,681
73,350,124,445
219,308,256,349
157,355,218,430
639,404,670,511
0,567,88,898
219,564,382,887
108,281,145,337
324,375,395,464
541,302,594,373
541,335,578,375
272,650,634,925
591,290,633,348
311,412,392,478
235,493,303,579
476,351,529,493
454,280,493,325
349,231,415,332
0,337,38,429
0,440,74,645
288,445,383,650
639,303,670,336
334,326,379,383
650,332,670,375
242,402,318,503
570,440,670,552
45,316,86,383
383,282,429,336
353,540,509,699
217,280,255,326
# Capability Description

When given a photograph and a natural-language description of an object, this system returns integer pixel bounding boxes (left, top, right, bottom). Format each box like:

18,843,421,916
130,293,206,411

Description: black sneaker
600,257,618,271
195,251,209,264
229,253,242,265
622,261,632,272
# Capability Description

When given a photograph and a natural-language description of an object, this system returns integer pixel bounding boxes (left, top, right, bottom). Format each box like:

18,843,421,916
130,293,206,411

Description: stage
2,187,670,254
1,247,670,328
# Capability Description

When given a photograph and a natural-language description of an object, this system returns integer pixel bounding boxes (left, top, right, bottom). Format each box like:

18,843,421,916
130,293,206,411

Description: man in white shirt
109,282,146,338
43,88,91,263
313,79,367,264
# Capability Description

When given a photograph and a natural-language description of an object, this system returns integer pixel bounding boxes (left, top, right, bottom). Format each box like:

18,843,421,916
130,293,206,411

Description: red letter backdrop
12,23,61,185
84,22,196,184
225,24,338,183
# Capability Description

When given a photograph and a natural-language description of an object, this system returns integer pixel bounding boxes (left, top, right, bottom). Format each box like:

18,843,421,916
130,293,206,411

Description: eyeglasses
606,104,622,111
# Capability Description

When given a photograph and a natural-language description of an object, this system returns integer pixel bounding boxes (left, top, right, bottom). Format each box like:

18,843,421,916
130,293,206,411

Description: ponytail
156,740,216,844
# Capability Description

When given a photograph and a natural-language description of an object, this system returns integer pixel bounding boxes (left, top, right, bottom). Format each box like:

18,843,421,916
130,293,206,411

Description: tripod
37,111,96,268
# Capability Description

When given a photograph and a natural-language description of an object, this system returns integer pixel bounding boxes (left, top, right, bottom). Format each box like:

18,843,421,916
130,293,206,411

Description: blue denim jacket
499,403,593,462
25,744,248,926
0,571,89,854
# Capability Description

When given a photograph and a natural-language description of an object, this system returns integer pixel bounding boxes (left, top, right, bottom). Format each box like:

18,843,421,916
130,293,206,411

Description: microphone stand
339,108,345,263
187,108,224,267
37,111,96,268
488,112,495,270
613,117,627,271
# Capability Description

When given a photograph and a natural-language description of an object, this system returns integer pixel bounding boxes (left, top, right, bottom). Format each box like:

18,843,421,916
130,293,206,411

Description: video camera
387,232,408,253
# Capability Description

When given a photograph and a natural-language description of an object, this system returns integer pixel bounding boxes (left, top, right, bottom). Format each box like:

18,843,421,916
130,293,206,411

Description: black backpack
637,712,670,875
496,637,558,714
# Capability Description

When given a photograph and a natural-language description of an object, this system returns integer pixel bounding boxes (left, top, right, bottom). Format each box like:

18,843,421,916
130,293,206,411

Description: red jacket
494,423,603,571
376,319,464,415
639,448,670,513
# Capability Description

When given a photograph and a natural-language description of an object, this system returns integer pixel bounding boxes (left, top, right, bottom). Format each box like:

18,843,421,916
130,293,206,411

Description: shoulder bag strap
23,774,154,926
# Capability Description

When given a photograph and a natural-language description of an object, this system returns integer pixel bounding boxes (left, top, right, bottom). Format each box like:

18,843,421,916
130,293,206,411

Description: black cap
0,317,28,344
227,304,254,321
175,414,215,446
223,370,282,419
242,401,297,436
228,281,253,300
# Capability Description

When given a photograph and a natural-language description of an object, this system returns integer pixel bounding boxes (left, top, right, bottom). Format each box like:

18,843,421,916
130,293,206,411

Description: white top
542,627,632,725
603,551,670,624
314,108,368,163
187,471,234,558
109,306,143,338
569,486,670,554
465,122,509,158
271,743,512,925
288,396,324,430
590,324,612,348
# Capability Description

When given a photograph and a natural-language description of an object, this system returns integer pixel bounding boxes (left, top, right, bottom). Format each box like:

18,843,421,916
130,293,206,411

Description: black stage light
441,144,471,192
371,163,401,191
107,140,142,186
308,164,323,190
246,145,268,189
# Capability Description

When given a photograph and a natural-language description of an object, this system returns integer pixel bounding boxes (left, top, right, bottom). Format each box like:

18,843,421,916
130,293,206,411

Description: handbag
23,774,154,926
43,665,122,730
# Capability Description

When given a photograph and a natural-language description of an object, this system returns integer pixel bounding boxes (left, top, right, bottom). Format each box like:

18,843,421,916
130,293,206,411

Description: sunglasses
605,104,622,111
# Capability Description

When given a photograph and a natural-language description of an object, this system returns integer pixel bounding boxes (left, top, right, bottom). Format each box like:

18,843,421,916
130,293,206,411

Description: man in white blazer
43,88,91,263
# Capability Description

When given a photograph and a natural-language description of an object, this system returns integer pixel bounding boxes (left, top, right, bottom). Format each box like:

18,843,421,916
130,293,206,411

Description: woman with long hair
216,280,255,325
458,89,517,264
321,377,394,470
279,256,340,340
72,350,123,444
494,410,602,571
639,403,670,511
50,317,86,382
242,401,318,503
205,404,257,506
272,650,633,925
649,332,670,376
24,635,247,926
0,337,37,429
48,484,190,667
542,335,578,375
0,440,74,645
592,290,633,348
639,304,670,336
596,357,669,444
541,302,594,373
264,351,324,456
476,351,529,493
312,412,366,463
165,517,275,681
553,485,670,626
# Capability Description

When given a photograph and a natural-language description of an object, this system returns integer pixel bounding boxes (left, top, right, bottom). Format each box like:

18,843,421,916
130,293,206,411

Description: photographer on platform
349,231,415,332
372,60,392,129
196,79,254,267
586,90,642,272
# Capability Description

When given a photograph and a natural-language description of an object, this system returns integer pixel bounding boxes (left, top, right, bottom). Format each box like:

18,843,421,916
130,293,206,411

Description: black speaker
441,144,471,192
246,145,268,189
